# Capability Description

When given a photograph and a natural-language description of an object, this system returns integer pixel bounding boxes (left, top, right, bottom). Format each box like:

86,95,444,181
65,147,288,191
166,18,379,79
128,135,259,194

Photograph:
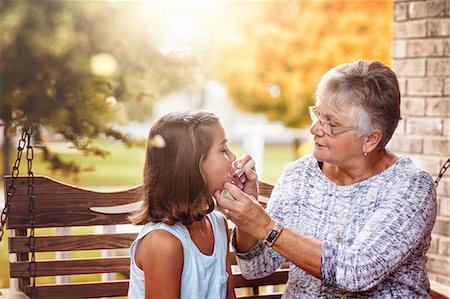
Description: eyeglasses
309,106,356,136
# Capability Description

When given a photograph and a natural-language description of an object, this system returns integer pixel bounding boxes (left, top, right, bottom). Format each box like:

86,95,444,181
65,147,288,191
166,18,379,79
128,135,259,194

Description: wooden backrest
4,176,287,299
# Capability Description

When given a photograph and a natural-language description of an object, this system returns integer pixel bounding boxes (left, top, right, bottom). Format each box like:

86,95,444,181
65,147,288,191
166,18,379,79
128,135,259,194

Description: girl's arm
136,230,183,299
223,216,237,299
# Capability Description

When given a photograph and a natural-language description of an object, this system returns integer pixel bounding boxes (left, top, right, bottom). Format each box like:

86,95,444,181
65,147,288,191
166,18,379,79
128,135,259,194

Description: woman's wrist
234,227,259,253
258,217,276,241
262,221,284,247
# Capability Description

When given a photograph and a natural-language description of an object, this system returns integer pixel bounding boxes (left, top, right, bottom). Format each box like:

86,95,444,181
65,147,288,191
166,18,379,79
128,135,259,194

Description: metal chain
435,158,450,187
0,126,31,242
26,126,37,298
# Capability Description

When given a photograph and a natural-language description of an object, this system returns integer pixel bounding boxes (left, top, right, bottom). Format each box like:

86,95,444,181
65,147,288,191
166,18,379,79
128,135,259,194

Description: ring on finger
224,208,230,216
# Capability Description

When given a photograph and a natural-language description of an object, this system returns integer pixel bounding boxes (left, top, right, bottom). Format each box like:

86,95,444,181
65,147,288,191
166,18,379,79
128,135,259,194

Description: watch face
267,230,277,242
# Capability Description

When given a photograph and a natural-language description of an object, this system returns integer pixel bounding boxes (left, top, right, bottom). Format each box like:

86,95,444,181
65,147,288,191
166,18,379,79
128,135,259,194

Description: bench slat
10,257,130,278
9,233,137,253
5,176,143,229
24,280,129,299
237,295,282,299
233,269,289,288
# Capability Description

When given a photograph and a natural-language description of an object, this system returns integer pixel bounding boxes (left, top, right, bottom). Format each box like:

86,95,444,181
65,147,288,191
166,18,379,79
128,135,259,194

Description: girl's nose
229,150,237,162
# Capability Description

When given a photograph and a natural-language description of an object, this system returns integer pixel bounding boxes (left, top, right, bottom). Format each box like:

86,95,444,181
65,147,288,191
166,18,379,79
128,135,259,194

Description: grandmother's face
310,102,364,165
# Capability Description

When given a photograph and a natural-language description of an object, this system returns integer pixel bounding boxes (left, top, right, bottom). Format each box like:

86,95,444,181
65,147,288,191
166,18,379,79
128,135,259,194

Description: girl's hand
231,154,259,200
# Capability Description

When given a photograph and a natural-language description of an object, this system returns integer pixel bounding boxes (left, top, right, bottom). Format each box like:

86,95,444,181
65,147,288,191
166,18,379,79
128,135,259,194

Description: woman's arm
320,172,437,291
136,230,183,299
220,187,323,278
219,171,437,292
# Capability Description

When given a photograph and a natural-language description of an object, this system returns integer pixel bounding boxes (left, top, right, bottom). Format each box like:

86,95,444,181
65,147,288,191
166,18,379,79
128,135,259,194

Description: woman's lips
314,139,325,147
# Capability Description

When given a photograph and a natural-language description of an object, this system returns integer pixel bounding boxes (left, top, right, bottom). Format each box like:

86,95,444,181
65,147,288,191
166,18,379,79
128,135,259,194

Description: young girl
128,111,237,299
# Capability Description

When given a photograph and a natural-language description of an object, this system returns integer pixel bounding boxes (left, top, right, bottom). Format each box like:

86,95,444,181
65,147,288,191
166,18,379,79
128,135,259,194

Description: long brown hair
129,111,219,225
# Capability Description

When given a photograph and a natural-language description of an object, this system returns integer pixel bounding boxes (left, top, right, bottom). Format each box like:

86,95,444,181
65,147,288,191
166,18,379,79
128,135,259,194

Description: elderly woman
217,60,437,298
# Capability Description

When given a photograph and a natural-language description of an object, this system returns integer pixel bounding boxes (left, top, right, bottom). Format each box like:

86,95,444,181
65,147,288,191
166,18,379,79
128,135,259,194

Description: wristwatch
262,221,284,247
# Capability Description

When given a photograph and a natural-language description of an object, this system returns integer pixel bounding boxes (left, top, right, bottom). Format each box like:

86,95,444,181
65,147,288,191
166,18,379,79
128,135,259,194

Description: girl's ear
362,129,382,154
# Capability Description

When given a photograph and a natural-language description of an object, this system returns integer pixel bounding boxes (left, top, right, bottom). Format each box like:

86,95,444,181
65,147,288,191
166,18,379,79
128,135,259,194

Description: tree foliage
0,0,202,173
210,0,393,127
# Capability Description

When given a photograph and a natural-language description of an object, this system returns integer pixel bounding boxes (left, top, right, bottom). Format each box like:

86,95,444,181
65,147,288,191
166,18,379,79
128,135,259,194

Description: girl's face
201,123,236,196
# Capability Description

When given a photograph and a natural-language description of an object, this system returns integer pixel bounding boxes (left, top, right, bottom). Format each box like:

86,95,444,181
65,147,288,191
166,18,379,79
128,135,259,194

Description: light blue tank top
128,210,229,299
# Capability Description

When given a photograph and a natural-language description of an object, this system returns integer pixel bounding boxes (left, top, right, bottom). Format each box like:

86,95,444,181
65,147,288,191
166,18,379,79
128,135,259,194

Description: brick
395,118,406,134
428,272,450,286
427,58,450,76
426,98,450,117
432,216,450,236
395,2,408,21
398,77,407,96
429,234,440,254
447,0,450,17
406,117,443,135
409,154,446,175
390,134,423,154
436,177,450,199
402,97,426,116
394,59,426,76
427,254,450,275
428,18,450,37
407,78,443,96
439,197,450,217
438,236,450,255
409,1,428,19
444,118,450,137
445,78,450,96
427,0,448,18
407,38,449,57
395,20,427,38
393,40,407,58
423,137,450,155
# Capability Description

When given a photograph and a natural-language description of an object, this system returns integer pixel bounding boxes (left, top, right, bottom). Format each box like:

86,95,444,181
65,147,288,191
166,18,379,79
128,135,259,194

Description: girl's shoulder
208,210,228,232
136,221,188,246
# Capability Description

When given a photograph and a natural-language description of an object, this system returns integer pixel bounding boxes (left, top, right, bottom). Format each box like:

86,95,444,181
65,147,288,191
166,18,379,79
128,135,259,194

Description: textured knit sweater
234,155,437,298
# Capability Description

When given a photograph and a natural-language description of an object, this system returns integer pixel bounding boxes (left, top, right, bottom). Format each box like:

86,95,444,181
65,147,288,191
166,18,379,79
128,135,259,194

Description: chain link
0,124,36,298
26,126,37,298
435,158,450,187
0,126,31,242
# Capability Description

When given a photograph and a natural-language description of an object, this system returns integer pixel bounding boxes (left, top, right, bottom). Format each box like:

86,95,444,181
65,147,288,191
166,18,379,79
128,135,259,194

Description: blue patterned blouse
234,155,436,298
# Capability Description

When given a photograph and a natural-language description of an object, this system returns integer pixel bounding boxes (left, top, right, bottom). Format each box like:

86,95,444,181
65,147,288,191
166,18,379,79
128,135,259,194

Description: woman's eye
326,119,338,127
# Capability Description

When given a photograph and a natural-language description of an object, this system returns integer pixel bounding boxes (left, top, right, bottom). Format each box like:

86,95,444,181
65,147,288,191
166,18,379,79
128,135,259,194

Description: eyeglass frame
308,106,356,136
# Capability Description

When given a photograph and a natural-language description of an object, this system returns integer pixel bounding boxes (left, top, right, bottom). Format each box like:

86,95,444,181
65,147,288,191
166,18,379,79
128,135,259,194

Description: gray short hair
315,60,401,148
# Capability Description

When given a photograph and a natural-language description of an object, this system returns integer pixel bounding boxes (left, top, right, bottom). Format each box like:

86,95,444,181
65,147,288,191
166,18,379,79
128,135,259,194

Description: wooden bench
4,176,287,298
4,176,448,299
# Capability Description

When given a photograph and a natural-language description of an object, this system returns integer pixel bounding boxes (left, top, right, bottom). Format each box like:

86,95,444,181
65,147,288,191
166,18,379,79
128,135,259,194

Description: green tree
0,0,201,174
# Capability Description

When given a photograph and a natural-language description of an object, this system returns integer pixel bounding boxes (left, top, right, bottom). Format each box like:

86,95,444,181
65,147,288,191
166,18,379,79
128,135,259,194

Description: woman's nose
310,121,325,137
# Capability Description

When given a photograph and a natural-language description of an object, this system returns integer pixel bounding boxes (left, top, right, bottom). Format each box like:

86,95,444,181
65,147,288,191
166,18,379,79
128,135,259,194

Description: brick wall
392,0,450,286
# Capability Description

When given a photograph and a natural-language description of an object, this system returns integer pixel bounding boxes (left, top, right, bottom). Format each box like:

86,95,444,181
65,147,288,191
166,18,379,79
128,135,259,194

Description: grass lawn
0,139,311,288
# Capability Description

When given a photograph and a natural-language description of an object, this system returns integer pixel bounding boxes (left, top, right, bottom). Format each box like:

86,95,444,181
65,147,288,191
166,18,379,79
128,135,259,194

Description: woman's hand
215,183,273,241
231,154,259,200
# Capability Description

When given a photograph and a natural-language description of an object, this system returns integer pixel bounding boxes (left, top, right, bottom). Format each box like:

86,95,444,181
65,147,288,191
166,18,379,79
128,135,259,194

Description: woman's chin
312,148,327,161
